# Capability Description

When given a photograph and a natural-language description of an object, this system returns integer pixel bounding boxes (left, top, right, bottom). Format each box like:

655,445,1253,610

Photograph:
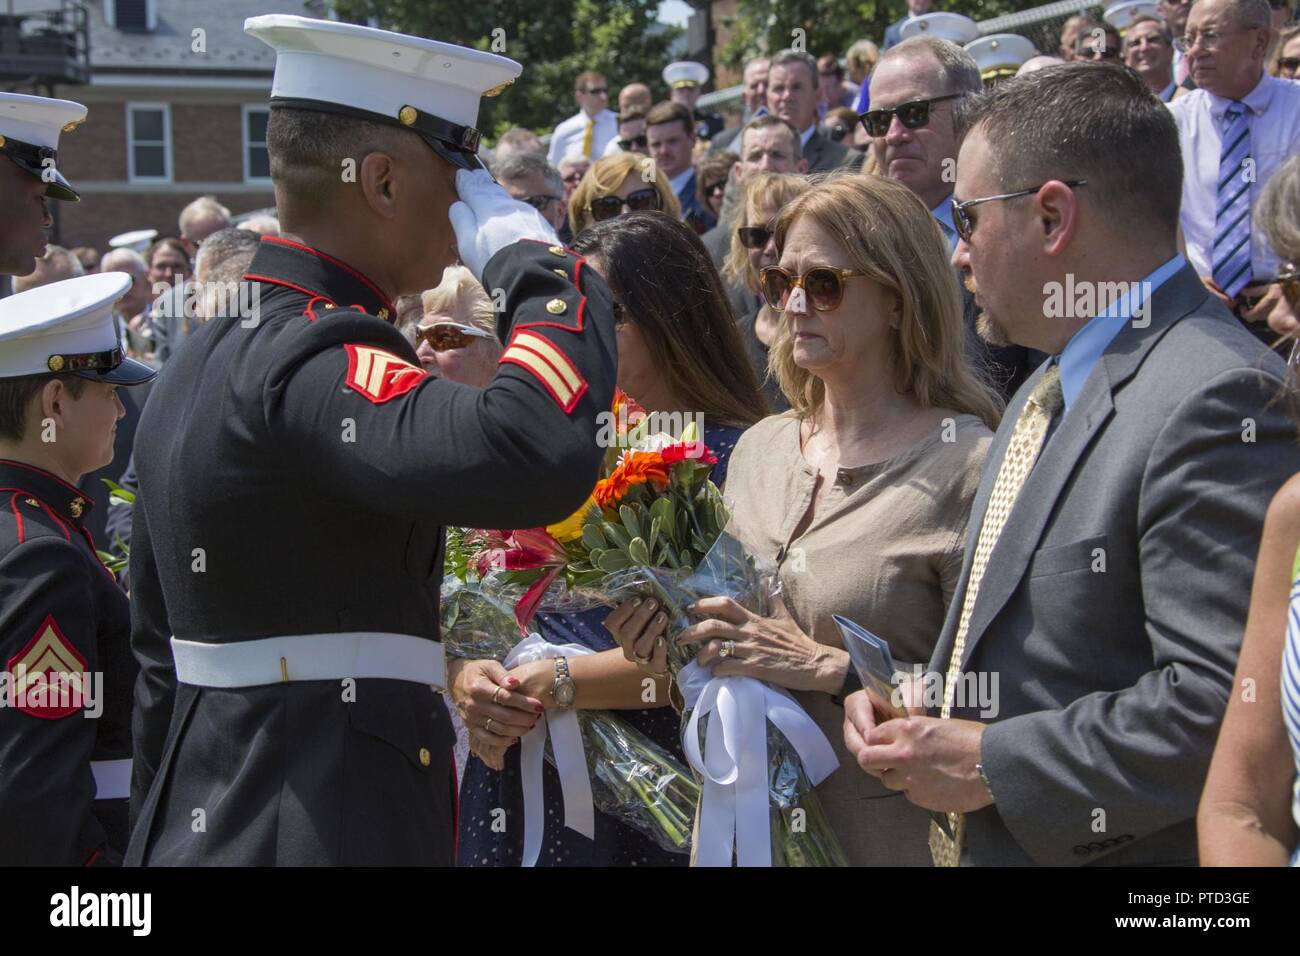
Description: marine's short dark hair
961,62,1182,235
0,374,86,442
266,107,411,185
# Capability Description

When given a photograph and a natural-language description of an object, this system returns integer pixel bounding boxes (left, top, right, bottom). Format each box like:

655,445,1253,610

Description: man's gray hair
494,152,564,198
199,247,259,323
194,227,261,282
13,245,84,292
1212,0,1272,30
769,49,819,85
179,195,232,239
740,114,803,160
878,36,984,97
101,247,148,276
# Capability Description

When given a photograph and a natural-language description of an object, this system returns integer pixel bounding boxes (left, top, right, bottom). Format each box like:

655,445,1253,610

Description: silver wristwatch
552,658,576,708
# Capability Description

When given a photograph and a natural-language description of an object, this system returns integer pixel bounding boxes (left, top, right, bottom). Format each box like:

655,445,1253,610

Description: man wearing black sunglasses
547,69,618,165
493,152,569,233
867,35,1038,400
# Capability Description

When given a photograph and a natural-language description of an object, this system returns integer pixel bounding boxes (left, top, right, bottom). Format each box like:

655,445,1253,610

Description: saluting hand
448,169,559,282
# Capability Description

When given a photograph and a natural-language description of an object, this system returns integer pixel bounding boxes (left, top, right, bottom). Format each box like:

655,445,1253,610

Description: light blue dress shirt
1056,254,1186,411
932,195,957,255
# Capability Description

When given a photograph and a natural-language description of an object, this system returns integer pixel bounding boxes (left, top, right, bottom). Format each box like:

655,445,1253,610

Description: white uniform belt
170,633,447,690
91,758,132,801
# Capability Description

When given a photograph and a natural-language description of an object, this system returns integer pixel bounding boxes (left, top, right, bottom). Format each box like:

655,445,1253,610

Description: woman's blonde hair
768,174,1003,430
721,172,812,291
845,39,880,80
567,152,680,237
421,265,494,332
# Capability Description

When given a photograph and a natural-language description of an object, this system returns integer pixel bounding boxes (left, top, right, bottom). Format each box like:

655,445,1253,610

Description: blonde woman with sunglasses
566,152,680,237
413,265,502,388
669,174,1003,865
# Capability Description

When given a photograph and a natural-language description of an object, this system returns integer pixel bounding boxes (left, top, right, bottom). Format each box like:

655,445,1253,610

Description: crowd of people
1,0,1299,868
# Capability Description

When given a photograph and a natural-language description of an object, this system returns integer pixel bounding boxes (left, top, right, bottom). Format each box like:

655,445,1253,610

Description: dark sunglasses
522,194,561,212
827,124,849,142
581,87,608,95
617,134,648,150
1077,45,1118,60
588,187,661,222
859,93,962,137
563,171,586,185
950,180,1088,244
1279,57,1300,73
416,321,495,352
704,180,727,198
737,226,771,249
759,266,866,313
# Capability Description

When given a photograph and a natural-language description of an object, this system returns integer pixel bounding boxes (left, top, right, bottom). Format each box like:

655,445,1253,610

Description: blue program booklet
833,614,907,720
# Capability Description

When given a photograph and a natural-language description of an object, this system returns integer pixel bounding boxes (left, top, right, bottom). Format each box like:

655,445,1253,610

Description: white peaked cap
245,14,522,169
664,61,710,88
109,229,158,253
965,34,1040,79
900,13,981,45
0,272,156,384
1104,1,1161,31
0,91,88,202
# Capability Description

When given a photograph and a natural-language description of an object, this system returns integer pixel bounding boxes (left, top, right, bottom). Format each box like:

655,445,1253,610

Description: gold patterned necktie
582,118,595,158
929,364,1065,867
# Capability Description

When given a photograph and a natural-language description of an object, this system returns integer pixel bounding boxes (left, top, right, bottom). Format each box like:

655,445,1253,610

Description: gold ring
491,686,504,705
720,639,736,659
485,716,496,735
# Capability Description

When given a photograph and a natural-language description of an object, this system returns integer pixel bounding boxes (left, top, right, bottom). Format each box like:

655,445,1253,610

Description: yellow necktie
581,118,594,158
930,365,1064,867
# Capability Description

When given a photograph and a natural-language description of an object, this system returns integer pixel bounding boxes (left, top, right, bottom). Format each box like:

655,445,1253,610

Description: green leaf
619,504,642,541
602,520,632,550
648,515,661,550
597,550,632,573
628,536,651,566
581,523,606,551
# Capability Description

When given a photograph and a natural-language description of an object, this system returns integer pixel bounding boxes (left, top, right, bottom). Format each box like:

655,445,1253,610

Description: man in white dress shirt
1171,0,1300,331
547,70,619,166
1123,16,1179,100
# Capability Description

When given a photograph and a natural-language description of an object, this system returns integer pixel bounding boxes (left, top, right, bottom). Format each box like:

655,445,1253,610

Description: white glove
449,168,560,282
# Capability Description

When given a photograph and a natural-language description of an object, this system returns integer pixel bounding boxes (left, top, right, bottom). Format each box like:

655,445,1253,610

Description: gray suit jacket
926,264,1300,865
804,128,863,175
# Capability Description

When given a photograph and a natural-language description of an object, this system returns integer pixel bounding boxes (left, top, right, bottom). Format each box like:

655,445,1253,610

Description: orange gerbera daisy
593,450,671,510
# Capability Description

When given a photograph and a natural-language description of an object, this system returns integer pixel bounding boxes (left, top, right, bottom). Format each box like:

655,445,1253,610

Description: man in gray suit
766,49,863,175
843,63,1300,865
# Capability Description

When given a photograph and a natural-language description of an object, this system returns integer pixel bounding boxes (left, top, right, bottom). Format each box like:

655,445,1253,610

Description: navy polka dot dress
456,424,744,867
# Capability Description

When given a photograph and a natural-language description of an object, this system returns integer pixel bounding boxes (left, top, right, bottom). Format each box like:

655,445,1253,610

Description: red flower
661,441,717,466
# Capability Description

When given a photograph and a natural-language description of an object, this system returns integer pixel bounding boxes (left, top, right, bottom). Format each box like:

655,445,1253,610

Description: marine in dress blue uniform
0,273,157,864
125,15,619,866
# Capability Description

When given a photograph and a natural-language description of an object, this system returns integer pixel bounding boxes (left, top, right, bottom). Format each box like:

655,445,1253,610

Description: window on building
127,103,171,182
243,106,271,183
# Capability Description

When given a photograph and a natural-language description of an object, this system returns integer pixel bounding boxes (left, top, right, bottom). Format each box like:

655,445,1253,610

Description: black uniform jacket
0,460,134,865
126,236,617,865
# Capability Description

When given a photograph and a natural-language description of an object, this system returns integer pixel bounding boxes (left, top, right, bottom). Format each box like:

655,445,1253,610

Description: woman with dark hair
454,211,766,866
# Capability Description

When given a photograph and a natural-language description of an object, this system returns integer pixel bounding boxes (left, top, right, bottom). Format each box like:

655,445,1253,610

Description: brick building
13,0,319,252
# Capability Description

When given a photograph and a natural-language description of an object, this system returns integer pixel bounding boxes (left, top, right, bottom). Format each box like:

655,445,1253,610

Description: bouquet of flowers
441,534,699,857
470,394,847,866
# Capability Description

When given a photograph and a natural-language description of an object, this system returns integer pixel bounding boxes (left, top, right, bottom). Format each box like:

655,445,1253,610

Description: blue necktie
1212,102,1253,299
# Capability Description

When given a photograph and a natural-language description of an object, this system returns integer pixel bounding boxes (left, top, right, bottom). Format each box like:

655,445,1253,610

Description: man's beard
965,271,1012,347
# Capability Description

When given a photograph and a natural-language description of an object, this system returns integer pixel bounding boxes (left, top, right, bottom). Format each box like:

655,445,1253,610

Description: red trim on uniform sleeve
83,848,101,867
8,492,24,544
242,274,331,306
498,329,588,414
342,344,428,404
303,295,335,323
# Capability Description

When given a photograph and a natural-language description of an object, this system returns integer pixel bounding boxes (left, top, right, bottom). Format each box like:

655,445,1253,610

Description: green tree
333,0,681,140
716,0,1026,71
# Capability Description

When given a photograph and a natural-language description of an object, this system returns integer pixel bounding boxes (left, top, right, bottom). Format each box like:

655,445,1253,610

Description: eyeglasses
522,194,561,212
737,226,771,249
704,180,727,198
759,266,866,313
587,187,661,222
950,180,1088,243
1174,29,1249,53
859,93,962,137
580,87,608,95
1278,57,1300,74
617,134,648,151
416,321,495,351
563,170,586,185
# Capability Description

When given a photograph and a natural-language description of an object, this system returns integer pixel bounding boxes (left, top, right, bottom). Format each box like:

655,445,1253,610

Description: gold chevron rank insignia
6,614,89,719
499,329,587,413
343,344,428,404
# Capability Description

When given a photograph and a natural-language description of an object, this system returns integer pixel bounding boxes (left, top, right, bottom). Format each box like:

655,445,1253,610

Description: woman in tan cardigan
610,174,1005,864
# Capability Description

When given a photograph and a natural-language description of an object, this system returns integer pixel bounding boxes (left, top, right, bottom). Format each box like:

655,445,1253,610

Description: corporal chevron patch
343,344,428,404
6,614,89,719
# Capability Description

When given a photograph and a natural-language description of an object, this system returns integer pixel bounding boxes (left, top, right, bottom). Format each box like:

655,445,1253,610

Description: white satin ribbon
679,661,839,867
502,634,596,867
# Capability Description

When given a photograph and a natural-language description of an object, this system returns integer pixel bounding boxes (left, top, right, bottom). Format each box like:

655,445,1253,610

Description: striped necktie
929,365,1065,867
581,118,595,159
1212,102,1254,299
